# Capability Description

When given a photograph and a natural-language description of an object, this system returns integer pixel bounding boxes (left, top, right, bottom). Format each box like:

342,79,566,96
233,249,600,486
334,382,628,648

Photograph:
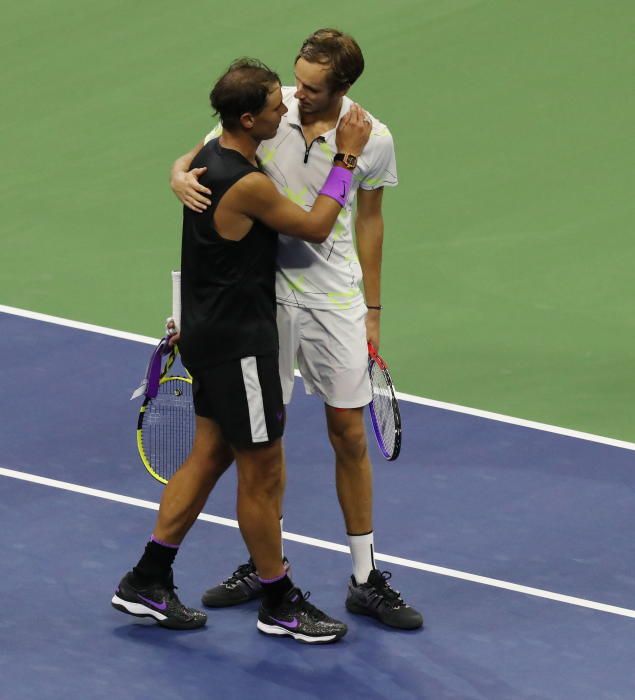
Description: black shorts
191,354,284,448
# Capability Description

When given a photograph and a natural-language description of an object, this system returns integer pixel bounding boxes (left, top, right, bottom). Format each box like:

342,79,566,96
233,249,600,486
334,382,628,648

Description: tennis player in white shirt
170,29,422,631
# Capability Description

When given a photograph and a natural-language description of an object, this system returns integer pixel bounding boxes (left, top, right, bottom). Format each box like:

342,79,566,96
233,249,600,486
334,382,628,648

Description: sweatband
318,166,353,207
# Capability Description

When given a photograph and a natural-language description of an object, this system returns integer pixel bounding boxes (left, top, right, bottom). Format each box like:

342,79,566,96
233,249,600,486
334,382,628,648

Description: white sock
347,531,375,584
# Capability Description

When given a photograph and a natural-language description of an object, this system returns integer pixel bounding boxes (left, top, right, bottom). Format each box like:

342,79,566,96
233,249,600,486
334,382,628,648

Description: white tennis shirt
204,86,398,310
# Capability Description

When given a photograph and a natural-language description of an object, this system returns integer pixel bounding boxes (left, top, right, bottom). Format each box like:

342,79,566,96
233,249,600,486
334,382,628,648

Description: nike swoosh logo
271,616,299,629
138,594,168,611
340,182,347,199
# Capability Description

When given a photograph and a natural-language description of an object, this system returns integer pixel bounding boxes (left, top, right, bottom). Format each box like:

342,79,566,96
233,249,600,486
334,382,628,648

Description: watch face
335,153,357,169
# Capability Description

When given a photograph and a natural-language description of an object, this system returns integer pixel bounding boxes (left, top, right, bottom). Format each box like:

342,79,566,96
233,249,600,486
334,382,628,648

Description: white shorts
277,303,372,408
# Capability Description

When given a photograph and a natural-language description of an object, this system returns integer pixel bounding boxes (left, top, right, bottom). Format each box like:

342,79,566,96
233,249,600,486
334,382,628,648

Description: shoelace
223,561,255,587
165,580,185,601
163,582,203,615
162,572,177,595
372,570,405,607
154,579,184,606
296,590,330,622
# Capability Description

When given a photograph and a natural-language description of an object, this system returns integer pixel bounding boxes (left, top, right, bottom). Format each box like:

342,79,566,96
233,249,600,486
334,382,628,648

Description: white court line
2,465,634,620
395,393,635,452
0,304,158,346
2,303,634,452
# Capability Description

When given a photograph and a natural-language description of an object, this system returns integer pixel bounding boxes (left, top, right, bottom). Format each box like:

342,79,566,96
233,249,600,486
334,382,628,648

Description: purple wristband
318,166,353,207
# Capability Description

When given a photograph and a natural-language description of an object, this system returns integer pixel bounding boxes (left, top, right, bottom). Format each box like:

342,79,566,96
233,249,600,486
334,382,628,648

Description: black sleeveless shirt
179,138,278,372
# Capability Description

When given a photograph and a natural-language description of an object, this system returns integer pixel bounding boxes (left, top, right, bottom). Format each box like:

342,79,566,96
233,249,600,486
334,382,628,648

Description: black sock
132,537,178,584
260,574,294,609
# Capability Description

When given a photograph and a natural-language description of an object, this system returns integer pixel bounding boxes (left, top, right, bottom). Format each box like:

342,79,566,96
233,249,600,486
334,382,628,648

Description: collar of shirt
284,91,353,136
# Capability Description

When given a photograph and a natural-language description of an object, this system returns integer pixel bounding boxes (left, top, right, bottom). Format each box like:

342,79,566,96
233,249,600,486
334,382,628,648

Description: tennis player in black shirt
112,58,370,643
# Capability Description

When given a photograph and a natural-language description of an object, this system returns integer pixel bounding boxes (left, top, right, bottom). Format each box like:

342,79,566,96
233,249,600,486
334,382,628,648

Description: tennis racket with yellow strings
131,271,194,484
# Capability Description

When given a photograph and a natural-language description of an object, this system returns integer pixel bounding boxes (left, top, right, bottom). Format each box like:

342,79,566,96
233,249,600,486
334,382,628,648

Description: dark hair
295,28,364,92
210,58,280,130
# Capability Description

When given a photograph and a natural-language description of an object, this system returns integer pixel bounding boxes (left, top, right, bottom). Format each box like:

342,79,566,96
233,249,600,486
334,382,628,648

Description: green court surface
2,1,633,441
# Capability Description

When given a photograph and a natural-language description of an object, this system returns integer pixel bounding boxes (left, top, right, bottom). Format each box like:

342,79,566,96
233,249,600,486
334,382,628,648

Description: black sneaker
345,569,423,630
257,587,347,644
201,557,290,608
111,571,207,630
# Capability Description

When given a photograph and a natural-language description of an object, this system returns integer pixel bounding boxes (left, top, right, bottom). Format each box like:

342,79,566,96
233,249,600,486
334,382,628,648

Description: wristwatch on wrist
334,153,358,170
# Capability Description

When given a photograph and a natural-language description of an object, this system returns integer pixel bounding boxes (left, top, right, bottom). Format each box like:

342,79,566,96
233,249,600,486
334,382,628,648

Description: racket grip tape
171,270,181,332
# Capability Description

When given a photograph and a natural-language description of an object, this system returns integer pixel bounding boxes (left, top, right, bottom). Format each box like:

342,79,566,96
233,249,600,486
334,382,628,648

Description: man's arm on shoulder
170,140,211,213
235,172,342,244
356,186,385,349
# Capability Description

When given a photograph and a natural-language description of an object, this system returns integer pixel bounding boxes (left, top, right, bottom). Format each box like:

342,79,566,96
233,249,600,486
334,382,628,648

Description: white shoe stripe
112,594,168,621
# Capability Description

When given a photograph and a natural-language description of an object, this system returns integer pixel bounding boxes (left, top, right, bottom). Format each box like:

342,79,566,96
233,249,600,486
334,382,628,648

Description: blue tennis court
2,309,634,700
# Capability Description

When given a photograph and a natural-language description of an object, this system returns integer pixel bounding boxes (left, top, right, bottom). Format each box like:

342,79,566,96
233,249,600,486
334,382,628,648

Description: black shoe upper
365,569,407,608
259,587,347,638
202,557,290,608
346,569,424,630
116,570,207,629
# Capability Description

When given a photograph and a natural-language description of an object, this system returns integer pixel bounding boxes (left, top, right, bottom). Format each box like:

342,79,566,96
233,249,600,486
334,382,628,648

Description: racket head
133,270,190,484
137,371,194,484
367,342,402,461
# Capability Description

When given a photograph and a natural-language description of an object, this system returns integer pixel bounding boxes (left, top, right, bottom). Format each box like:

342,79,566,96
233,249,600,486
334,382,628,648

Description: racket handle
171,270,181,332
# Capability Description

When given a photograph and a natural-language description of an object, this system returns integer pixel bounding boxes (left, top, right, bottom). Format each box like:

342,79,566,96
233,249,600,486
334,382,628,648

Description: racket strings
369,363,396,455
142,378,194,481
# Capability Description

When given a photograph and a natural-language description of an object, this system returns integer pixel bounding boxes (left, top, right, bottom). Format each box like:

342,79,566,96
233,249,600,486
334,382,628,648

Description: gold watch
334,153,358,170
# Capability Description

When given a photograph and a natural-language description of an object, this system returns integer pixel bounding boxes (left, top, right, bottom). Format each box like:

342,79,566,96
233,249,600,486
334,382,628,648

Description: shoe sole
111,595,206,630
256,620,346,644
345,599,423,630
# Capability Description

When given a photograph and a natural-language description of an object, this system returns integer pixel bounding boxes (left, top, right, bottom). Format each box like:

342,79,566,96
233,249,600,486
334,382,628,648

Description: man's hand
366,308,381,351
336,104,372,156
171,167,212,213
166,317,181,347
